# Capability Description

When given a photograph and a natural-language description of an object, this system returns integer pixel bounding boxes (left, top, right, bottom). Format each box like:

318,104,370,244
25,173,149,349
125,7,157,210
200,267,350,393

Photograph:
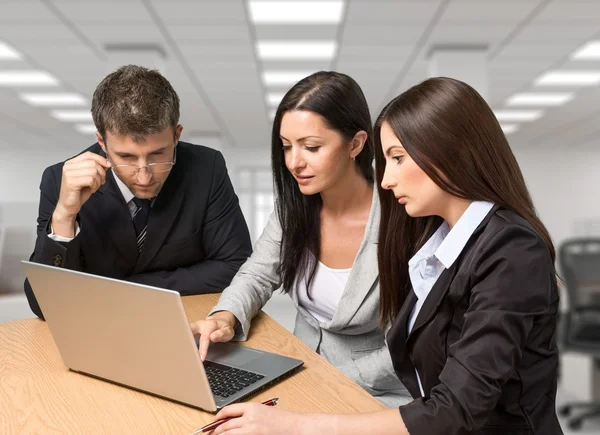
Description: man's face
98,125,183,199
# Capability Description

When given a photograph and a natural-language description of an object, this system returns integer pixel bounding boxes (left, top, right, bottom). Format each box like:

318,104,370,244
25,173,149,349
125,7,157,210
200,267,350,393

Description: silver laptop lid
22,261,217,411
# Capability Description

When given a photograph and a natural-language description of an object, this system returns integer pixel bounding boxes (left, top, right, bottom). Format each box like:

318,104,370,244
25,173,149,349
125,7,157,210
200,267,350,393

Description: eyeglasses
107,144,177,176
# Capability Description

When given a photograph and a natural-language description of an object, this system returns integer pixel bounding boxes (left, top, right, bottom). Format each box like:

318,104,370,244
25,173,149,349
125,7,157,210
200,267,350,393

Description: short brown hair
91,65,180,141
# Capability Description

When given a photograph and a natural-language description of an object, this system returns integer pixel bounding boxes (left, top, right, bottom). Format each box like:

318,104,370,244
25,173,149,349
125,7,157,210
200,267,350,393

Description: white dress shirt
407,201,495,396
48,172,140,242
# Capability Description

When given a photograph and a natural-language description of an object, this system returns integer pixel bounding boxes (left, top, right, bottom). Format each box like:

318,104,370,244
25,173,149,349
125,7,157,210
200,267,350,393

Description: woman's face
379,121,447,218
280,110,360,195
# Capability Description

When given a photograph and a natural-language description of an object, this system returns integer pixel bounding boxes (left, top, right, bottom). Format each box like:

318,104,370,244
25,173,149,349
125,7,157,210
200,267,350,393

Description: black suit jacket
24,142,252,319
387,207,562,435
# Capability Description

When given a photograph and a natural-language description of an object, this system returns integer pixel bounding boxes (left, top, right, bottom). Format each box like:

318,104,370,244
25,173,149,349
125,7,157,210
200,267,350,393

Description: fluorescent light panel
75,124,97,135
51,110,93,122
266,92,285,106
500,124,519,134
257,41,336,60
20,92,87,106
0,70,58,86
506,92,574,107
0,42,22,60
535,71,600,86
572,41,600,60
494,110,543,122
263,70,313,86
249,1,344,24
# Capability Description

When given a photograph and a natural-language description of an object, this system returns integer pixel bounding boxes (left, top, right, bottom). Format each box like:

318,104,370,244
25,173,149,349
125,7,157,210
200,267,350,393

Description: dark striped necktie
132,198,151,252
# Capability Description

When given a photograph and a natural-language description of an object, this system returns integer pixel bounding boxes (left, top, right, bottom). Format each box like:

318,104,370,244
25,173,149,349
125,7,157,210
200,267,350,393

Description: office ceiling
0,0,599,153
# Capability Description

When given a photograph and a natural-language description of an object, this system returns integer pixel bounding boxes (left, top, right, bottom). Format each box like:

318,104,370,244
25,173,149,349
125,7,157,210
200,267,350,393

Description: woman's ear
350,130,368,159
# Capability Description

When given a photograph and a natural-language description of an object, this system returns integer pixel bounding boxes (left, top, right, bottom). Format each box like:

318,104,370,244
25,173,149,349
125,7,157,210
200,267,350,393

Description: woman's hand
190,311,237,361
211,402,306,435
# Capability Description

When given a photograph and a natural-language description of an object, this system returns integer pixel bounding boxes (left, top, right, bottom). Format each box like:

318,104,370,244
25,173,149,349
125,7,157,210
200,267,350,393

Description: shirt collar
112,171,135,204
435,201,495,268
408,222,449,268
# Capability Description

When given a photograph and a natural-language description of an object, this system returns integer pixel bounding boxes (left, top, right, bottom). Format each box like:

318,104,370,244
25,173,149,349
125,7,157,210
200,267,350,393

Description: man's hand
52,152,111,238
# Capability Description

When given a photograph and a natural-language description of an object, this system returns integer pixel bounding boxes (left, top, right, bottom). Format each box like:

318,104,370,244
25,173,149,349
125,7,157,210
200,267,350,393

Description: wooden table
0,294,385,434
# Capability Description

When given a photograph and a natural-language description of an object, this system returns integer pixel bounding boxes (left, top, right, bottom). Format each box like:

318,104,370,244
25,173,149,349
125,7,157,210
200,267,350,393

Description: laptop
22,261,303,412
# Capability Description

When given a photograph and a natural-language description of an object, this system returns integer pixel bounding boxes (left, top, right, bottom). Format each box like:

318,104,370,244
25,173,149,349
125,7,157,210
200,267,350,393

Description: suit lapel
408,263,460,337
408,204,501,337
327,242,378,330
92,170,139,267
386,289,421,397
289,275,321,330
134,165,185,272
327,192,380,330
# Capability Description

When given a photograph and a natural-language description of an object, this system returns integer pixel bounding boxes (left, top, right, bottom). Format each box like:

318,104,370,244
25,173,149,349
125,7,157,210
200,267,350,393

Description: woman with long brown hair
191,71,410,408
208,77,562,435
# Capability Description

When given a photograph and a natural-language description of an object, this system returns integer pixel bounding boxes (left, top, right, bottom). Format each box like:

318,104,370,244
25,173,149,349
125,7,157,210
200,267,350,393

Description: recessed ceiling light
506,92,574,107
19,93,87,106
266,92,285,106
500,124,519,134
51,110,93,122
263,71,312,86
0,71,58,86
249,1,344,24
572,41,600,60
75,124,97,135
0,42,22,60
535,71,600,86
494,110,543,122
257,41,337,60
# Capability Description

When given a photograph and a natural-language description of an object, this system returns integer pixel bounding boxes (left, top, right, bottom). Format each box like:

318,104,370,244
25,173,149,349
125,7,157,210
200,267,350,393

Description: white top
297,259,352,327
48,171,140,242
408,200,495,396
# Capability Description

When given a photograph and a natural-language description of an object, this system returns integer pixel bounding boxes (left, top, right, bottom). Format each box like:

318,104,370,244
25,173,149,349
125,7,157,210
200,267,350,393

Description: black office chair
557,238,600,430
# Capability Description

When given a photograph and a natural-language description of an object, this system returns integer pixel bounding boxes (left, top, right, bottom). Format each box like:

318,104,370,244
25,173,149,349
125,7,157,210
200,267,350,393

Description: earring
352,156,356,161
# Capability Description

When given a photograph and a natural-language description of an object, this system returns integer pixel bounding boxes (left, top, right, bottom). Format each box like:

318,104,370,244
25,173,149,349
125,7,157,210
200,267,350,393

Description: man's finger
67,152,111,168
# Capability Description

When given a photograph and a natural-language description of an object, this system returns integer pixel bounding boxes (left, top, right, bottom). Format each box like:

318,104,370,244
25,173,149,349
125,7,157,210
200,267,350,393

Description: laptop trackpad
206,342,262,368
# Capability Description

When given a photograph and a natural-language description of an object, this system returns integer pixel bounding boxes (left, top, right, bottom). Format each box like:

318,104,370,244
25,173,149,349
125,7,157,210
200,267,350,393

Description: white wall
514,143,600,251
219,145,272,190
0,143,74,293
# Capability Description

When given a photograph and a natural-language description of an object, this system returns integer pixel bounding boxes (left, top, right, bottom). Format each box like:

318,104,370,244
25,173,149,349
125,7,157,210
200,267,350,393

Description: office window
236,168,275,245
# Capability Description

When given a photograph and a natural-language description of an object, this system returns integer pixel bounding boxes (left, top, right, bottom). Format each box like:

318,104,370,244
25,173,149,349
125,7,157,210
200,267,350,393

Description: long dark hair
272,71,374,293
374,77,555,326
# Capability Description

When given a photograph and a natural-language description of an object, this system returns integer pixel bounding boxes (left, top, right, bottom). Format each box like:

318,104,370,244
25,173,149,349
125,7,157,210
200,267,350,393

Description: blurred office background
1,0,599,432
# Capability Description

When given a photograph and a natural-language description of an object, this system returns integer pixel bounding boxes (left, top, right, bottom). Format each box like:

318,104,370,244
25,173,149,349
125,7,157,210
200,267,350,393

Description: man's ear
175,124,183,143
96,132,107,153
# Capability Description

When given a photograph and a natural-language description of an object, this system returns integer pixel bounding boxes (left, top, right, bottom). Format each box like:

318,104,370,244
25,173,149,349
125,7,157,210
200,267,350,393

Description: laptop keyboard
203,361,265,398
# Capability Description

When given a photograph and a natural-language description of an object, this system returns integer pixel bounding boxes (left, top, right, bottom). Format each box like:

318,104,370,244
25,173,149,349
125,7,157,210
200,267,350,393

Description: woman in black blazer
208,78,563,435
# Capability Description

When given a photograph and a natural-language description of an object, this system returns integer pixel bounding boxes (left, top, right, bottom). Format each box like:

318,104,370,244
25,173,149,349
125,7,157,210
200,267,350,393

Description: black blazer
387,207,562,435
24,142,252,319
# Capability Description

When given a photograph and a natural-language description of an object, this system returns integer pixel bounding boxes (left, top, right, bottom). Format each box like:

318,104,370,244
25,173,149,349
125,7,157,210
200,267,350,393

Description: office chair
557,238,600,430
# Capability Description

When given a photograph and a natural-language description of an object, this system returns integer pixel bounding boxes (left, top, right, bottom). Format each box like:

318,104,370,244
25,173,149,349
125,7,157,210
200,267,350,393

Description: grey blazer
209,193,411,407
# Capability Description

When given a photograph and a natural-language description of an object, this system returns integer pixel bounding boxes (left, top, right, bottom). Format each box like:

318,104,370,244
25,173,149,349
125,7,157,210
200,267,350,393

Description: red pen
191,398,279,434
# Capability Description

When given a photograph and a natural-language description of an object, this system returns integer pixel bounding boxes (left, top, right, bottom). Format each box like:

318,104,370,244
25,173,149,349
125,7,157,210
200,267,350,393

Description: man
24,65,252,319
